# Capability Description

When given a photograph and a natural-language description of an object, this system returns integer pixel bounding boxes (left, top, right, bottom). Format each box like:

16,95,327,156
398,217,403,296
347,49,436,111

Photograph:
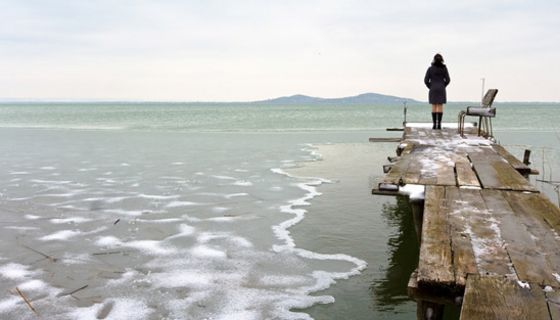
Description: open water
0,102,558,319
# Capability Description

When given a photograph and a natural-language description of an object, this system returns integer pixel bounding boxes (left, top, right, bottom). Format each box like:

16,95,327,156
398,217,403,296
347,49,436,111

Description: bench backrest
482,89,498,107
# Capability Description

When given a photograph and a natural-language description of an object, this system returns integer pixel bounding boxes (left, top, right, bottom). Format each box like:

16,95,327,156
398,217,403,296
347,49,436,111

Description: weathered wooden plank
458,188,513,276
502,191,560,231
468,147,536,191
404,152,423,185
418,186,455,291
492,144,532,175
546,291,560,320
435,163,456,186
481,189,557,286
384,152,413,184
455,161,480,187
446,187,478,287
460,275,550,320
499,191,560,286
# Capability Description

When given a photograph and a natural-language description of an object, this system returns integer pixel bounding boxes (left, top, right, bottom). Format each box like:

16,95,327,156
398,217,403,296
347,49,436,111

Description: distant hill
253,93,418,105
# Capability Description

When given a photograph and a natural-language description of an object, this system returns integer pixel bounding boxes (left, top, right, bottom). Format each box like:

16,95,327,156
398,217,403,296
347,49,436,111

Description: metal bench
458,89,498,138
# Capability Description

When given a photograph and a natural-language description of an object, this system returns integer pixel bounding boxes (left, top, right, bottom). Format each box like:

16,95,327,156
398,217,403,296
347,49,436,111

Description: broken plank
455,161,480,187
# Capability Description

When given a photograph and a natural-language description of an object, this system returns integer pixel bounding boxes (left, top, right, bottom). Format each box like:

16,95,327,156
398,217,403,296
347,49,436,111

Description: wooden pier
372,124,560,319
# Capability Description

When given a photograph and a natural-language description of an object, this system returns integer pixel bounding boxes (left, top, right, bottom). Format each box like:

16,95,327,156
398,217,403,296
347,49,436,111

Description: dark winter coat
424,64,450,104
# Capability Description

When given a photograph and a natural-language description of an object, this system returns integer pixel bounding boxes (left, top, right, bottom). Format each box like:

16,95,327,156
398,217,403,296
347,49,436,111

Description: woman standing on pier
424,53,450,129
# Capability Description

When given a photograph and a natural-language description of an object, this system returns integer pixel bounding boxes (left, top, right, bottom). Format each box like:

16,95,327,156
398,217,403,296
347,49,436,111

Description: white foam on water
95,236,122,247
30,179,72,185
234,169,249,172
61,252,92,265
40,166,56,170
24,214,41,220
78,167,97,172
9,171,30,175
151,270,213,289
39,229,81,241
50,217,92,224
0,297,20,313
83,196,129,204
138,194,180,200
4,226,39,230
224,192,249,199
205,216,237,222
211,175,237,180
166,200,200,208
190,245,227,259
18,279,48,291
259,275,310,287
212,206,230,213
103,208,144,216
166,224,196,240
136,218,183,224
0,262,38,279
125,240,177,256
95,235,176,256
270,166,368,306
69,298,153,320
232,180,253,186
171,161,184,165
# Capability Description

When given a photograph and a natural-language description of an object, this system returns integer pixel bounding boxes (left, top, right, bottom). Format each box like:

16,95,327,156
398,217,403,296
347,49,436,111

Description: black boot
436,112,443,129
431,112,437,129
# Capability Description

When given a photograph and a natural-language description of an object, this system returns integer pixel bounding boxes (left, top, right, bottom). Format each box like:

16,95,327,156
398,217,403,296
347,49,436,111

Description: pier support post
417,300,444,320
410,198,424,245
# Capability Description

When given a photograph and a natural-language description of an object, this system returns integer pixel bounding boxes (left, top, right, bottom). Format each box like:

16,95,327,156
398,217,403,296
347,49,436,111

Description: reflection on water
371,196,419,311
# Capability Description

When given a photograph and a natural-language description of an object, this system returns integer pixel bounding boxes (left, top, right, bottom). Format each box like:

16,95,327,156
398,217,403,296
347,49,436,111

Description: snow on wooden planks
418,186,560,294
380,127,535,191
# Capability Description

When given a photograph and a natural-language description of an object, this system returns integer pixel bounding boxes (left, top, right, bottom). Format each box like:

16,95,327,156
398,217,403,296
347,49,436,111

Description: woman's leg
436,104,444,129
431,104,437,129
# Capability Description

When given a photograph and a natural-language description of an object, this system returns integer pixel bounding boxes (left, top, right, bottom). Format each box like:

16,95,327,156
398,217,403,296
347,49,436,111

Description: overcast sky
1,0,559,102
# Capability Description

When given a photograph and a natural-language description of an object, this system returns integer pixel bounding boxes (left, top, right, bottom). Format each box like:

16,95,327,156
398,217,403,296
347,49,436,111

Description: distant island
253,93,418,106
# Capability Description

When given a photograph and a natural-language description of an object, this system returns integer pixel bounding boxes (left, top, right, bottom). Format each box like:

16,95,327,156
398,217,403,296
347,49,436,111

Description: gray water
0,102,558,319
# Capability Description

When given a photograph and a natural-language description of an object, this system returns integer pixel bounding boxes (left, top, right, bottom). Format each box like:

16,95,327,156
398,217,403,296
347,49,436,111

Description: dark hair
432,53,445,67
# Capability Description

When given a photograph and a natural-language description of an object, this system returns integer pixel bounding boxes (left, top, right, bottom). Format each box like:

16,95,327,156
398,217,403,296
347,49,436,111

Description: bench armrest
466,107,496,117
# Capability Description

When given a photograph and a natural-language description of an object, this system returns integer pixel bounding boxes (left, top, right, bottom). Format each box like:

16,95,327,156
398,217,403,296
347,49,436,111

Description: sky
1,0,559,102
